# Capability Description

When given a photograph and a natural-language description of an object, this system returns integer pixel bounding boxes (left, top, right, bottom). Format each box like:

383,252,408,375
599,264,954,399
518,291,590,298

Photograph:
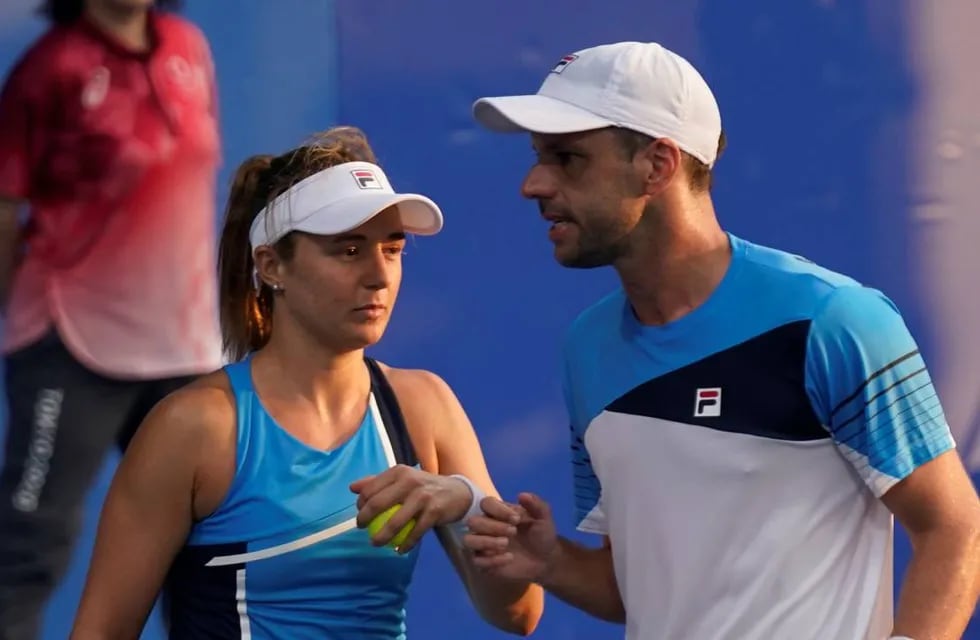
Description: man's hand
466,492,625,622
350,464,472,552
464,492,560,582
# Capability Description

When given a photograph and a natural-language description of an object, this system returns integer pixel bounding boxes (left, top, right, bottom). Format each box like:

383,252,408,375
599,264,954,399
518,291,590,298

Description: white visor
248,161,443,249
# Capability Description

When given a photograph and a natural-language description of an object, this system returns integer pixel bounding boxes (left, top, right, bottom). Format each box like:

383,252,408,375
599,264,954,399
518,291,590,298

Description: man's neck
614,201,731,327
84,3,151,52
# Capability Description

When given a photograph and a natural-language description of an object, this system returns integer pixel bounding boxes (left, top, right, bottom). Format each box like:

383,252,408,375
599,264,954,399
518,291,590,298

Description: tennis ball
367,504,416,548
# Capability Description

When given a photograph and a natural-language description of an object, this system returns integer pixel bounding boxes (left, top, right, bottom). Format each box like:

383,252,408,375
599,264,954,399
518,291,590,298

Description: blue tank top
166,356,421,639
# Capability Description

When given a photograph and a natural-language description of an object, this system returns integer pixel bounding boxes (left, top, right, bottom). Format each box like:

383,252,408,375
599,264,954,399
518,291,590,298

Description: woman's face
260,206,407,352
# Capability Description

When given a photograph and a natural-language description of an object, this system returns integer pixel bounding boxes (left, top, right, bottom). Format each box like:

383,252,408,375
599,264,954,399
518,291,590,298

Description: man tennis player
462,41,980,640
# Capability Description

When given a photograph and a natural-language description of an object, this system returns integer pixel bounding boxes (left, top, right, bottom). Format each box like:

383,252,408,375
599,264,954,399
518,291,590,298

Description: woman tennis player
70,126,543,639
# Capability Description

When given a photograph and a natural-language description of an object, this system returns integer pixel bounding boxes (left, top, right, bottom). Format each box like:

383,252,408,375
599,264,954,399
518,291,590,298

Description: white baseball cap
473,41,723,167
249,161,443,249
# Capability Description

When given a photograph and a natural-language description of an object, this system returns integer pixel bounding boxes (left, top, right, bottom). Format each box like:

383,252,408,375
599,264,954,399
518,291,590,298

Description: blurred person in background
0,0,222,636
463,41,980,640
69,126,544,639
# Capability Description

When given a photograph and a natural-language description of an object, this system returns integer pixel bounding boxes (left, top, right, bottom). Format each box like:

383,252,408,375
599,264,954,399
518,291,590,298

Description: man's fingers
512,504,533,525
478,496,521,525
462,532,511,553
471,552,515,570
517,492,551,521
465,514,517,538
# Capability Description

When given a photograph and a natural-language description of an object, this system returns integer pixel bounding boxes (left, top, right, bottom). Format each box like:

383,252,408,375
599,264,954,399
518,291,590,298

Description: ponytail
217,155,274,362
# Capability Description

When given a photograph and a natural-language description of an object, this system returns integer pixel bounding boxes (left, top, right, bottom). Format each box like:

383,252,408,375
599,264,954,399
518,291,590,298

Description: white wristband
447,474,486,534
888,636,914,640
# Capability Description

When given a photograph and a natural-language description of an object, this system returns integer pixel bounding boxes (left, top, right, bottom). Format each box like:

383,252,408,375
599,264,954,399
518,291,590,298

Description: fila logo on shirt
351,169,383,190
551,54,578,74
694,388,722,418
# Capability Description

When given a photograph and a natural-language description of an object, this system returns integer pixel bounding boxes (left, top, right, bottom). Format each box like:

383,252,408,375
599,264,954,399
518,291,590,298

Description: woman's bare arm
387,368,545,636
70,383,233,639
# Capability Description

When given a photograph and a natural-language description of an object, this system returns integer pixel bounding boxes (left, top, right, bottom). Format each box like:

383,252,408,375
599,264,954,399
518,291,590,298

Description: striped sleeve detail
805,287,954,497
563,353,607,533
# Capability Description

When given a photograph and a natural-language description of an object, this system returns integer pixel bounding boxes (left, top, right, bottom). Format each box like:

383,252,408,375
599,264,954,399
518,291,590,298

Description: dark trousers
0,331,196,639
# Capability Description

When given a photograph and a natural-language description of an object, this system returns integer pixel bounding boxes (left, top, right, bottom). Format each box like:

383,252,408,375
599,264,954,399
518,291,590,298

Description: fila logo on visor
694,388,721,418
551,54,578,74
351,169,382,190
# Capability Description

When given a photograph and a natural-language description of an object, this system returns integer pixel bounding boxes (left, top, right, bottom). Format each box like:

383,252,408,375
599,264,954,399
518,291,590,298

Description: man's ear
637,137,682,196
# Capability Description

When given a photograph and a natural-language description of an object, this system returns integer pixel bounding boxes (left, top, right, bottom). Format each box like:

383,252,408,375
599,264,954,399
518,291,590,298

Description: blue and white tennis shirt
563,233,955,640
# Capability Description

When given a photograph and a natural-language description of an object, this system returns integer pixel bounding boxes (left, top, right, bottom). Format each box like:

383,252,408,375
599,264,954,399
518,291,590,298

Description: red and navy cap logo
551,54,579,74
351,169,382,190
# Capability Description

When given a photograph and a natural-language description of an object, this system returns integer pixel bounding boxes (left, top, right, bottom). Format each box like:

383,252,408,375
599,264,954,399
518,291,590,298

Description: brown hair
616,128,727,192
216,126,378,361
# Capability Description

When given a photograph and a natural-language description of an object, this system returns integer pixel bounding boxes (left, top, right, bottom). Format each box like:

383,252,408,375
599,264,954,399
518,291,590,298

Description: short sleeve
563,347,607,534
804,286,955,497
0,53,46,200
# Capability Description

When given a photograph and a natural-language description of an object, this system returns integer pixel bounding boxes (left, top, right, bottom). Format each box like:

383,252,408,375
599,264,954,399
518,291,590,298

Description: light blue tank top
166,355,421,639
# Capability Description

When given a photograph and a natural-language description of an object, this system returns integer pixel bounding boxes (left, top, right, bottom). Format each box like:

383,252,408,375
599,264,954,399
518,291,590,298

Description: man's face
521,128,649,268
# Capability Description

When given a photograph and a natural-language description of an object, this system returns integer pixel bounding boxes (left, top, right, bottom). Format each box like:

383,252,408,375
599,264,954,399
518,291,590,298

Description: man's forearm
539,536,625,623
893,526,980,639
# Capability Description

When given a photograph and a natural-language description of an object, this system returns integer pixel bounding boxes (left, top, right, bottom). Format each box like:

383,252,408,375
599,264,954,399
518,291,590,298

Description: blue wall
0,1,977,637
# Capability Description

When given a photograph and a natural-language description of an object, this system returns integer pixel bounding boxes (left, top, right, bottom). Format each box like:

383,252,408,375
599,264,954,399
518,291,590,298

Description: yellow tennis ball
367,504,416,548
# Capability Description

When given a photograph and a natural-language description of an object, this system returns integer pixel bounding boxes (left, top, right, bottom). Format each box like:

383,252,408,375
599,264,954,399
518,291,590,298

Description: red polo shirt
0,11,223,378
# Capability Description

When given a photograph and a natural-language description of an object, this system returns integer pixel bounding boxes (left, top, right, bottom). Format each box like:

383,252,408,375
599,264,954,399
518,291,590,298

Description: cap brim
295,192,444,238
473,94,615,134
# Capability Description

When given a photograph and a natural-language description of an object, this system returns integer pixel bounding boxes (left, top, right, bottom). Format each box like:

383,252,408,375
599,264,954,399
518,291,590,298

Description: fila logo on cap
693,388,721,418
351,169,382,190
551,54,578,74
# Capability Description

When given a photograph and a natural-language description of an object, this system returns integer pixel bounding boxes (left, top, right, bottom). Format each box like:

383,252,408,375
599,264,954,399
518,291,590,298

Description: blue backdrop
0,1,977,638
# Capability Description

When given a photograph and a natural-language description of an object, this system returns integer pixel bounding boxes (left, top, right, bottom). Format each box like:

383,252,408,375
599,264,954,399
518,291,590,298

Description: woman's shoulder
374,361,458,408
141,370,236,448
372,361,471,439
372,363,462,470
